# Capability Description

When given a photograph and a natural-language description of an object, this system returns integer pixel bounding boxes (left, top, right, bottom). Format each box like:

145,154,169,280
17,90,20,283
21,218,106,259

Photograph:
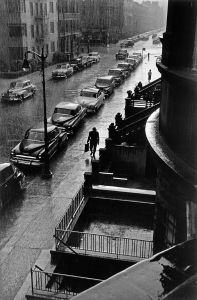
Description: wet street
0,37,162,299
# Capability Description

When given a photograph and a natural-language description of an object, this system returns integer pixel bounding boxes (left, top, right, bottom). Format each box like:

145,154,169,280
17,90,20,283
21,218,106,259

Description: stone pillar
108,123,116,140
84,172,92,195
91,160,100,184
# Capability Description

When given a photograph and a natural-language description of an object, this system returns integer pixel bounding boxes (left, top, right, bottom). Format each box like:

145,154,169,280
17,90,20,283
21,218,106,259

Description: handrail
55,229,153,259
138,78,161,95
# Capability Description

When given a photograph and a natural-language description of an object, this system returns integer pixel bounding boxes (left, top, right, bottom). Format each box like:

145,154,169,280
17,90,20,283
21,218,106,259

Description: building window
50,2,54,13
50,22,54,33
51,41,55,52
31,25,34,37
163,212,176,248
20,0,26,13
36,25,39,36
46,44,49,55
9,24,27,37
30,2,33,16
35,3,38,15
40,3,43,16
44,3,47,15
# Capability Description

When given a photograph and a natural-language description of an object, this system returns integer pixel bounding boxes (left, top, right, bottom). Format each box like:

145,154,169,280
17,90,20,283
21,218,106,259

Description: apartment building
0,0,81,72
58,0,80,58
80,0,124,44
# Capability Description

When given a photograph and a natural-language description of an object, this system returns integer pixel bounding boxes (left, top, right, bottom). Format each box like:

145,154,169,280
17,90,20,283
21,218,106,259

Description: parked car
130,54,142,64
120,40,134,47
95,76,115,97
47,102,86,134
52,63,73,79
153,37,161,44
70,58,83,71
0,163,25,209
80,56,93,68
1,79,36,102
108,68,124,86
117,63,132,77
133,53,143,62
78,87,104,113
152,33,157,39
124,57,138,69
115,49,129,60
10,123,68,167
88,52,100,63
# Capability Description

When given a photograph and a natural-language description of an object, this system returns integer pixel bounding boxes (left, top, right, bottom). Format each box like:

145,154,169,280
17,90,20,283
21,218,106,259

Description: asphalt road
0,37,162,299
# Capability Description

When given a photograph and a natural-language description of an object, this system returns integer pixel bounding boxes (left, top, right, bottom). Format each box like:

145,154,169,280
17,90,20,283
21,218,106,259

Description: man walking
87,127,99,158
148,69,152,82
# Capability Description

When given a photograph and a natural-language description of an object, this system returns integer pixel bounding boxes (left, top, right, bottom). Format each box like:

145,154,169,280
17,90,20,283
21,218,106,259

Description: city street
0,37,162,299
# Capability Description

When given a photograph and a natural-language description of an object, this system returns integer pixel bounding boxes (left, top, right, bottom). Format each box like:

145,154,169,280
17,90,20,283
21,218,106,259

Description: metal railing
56,230,153,259
54,183,85,249
31,266,102,299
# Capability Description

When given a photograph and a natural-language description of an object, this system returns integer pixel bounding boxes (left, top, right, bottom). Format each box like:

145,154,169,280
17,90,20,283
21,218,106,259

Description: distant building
58,0,80,58
79,0,124,45
122,0,166,38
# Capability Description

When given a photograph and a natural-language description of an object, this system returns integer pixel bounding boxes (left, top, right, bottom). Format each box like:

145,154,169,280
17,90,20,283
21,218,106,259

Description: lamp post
22,47,52,178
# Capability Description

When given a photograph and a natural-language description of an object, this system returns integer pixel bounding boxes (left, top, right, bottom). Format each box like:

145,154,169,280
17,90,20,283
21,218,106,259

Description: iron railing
56,230,153,259
31,266,102,299
54,183,85,249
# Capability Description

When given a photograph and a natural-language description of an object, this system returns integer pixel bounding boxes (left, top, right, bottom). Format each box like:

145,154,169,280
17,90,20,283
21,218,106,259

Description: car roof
0,163,12,172
109,68,122,71
81,86,100,93
55,102,80,110
118,62,130,65
29,122,57,133
11,79,31,84
96,75,114,80
89,52,99,55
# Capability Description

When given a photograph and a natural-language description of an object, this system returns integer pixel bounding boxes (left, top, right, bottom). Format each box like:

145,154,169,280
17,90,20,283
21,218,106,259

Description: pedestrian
87,127,99,158
148,53,150,60
148,69,152,82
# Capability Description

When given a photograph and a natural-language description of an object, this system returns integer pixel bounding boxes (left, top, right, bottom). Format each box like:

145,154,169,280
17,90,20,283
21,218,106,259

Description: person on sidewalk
148,69,152,82
87,127,99,158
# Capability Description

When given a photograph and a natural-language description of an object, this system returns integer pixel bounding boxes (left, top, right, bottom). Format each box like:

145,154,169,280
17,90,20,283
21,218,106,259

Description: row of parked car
0,52,101,103
0,52,101,208
0,48,142,209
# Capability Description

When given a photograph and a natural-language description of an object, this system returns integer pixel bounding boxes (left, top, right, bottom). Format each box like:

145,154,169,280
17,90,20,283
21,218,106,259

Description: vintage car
70,58,84,71
88,52,100,63
124,57,138,69
130,54,142,64
117,63,132,77
152,33,157,39
0,163,25,209
47,102,86,134
133,53,143,62
153,37,161,44
52,63,73,79
115,49,129,60
95,76,115,97
120,40,134,47
81,56,93,68
1,79,36,102
108,68,124,86
10,123,68,167
78,87,104,113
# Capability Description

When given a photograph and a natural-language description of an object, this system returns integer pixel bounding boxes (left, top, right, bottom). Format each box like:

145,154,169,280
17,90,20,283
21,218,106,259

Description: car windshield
81,91,97,98
27,131,44,142
10,82,23,88
96,79,110,85
70,60,79,63
54,108,75,115
57,64,67,69
89,53,98,56
109,70,120,75
118,64,127,69
118,50,126,53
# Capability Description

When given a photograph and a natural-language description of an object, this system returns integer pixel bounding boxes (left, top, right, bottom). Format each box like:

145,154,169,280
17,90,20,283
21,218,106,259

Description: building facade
79,0,124,45
58,0,80,58
122,0,166,38
146,0,197,253
0,0,81,71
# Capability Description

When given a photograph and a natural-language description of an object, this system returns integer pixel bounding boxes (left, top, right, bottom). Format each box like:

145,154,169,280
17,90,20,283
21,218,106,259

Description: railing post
31,268,34,295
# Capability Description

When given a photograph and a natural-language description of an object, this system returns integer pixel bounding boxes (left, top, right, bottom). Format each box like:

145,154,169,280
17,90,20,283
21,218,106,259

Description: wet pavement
0,36,162,299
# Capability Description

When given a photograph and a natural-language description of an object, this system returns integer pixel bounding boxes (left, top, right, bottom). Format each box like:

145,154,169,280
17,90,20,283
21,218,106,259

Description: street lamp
22,47,52,178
